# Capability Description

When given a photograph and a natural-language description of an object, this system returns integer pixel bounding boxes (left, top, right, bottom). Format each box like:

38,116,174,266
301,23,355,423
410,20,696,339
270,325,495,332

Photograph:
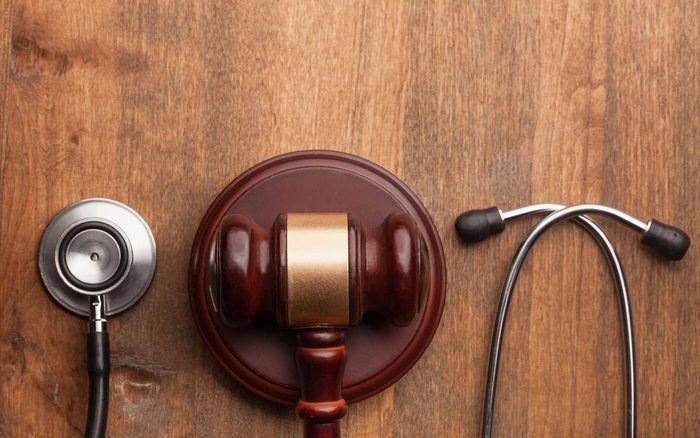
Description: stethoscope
455,203,690,438
38,199,156,438
37,199,689,438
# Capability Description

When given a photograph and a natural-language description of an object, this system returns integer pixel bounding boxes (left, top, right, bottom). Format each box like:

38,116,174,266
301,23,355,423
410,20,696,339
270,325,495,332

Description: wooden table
1,1,697,436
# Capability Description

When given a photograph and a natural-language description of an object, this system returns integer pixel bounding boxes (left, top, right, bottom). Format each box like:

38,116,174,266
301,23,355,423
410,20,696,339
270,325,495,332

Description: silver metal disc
38,198,156,317
65,229,123,285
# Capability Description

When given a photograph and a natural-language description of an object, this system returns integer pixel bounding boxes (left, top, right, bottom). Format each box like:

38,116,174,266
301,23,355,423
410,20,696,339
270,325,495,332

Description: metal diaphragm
38,198,156,317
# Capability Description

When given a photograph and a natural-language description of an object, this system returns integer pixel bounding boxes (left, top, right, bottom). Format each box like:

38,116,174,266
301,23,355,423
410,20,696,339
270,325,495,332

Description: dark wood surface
1,1,698,437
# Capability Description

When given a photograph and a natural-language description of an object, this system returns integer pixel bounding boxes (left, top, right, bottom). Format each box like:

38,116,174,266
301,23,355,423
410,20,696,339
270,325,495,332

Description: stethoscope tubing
482,204,637,438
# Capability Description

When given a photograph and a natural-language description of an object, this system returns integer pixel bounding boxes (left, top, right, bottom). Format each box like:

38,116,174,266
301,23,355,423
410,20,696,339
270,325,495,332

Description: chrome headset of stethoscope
455,204,691,438
38,199,156,438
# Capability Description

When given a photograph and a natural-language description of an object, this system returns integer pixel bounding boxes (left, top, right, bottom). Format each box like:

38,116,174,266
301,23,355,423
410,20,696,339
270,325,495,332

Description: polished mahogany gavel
215,212,427,438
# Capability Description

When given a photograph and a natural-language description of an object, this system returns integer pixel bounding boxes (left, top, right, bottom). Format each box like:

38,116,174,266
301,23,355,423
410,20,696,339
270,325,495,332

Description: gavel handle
295,328,348,438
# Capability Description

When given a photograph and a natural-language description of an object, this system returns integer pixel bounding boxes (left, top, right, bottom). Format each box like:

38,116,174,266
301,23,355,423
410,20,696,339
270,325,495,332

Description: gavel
214,212,427,438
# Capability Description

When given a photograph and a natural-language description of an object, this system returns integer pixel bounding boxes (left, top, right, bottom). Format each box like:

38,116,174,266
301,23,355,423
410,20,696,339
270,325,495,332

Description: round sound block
189,151,446,406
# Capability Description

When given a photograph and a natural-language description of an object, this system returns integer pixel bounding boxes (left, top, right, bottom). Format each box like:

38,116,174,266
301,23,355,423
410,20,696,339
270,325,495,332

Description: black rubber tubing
85,331,110,438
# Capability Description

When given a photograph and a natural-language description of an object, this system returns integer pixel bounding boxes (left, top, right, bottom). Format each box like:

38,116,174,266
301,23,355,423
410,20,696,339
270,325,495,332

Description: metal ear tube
455,203,690,438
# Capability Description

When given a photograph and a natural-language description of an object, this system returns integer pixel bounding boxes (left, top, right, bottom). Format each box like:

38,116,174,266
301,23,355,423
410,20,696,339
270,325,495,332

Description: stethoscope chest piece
38,198,156,316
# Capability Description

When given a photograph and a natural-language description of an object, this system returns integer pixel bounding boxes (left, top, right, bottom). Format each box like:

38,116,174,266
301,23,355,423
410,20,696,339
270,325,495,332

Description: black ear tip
454,206,506,244
641,219,691,261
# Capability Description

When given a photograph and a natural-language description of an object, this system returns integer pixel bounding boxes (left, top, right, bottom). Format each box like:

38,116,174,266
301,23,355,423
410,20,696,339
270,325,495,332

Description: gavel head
214,212,427,329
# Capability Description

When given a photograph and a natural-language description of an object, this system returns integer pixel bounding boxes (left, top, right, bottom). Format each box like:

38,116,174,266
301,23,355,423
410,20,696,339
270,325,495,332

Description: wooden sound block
189,151,446,406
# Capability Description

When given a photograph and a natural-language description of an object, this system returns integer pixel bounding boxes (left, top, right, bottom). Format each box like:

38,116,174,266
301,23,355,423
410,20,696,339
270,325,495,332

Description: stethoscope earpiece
641,219,691,261
454,207,505,243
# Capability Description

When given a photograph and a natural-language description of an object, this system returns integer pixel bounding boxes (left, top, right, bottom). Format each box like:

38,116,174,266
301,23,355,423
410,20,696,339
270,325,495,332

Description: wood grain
1,1,698,437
